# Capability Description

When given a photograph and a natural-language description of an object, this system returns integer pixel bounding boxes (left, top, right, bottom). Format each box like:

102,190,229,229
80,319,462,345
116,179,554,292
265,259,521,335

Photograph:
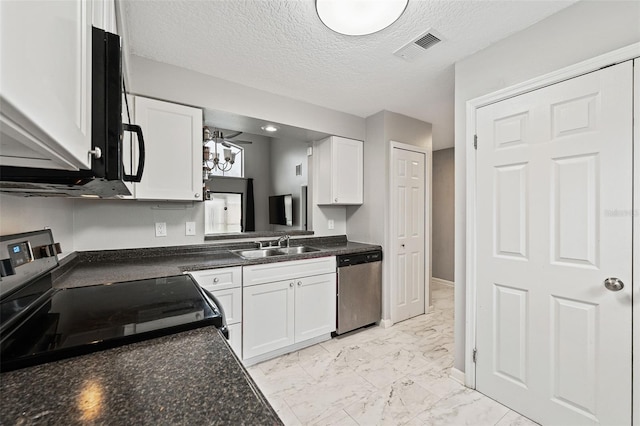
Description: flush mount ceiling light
316,0,408,36
261,125,279,132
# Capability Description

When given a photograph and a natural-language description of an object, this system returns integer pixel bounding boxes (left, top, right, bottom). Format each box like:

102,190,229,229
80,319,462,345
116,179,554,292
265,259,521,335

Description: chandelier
203,127,240,178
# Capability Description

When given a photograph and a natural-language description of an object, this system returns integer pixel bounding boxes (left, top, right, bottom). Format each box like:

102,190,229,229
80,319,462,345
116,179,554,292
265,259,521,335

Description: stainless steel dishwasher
335,250,382,335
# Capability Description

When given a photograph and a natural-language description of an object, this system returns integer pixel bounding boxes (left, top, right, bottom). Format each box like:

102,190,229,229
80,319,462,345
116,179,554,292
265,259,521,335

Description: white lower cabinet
242,257,337,362
243,280,295,359
187,267,242,357
294,273,336,342
226,323,242,356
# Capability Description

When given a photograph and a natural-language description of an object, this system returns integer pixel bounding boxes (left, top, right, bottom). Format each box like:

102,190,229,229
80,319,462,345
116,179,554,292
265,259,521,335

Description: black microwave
0,27,145,198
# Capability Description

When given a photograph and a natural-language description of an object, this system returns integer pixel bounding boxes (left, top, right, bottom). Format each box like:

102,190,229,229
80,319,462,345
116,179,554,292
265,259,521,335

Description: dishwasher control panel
337,250,382,267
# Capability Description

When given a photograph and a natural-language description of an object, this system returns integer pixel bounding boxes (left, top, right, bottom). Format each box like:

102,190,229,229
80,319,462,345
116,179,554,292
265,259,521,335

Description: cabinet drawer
189,267,241,291
209,287,242,325
243,256,336,287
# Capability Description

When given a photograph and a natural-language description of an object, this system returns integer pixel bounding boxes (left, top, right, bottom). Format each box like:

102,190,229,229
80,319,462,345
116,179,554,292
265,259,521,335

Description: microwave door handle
122,123,145,183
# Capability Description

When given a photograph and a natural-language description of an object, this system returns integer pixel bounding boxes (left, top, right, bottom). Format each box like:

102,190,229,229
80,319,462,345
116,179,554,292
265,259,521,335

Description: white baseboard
450,367,466,386
432,277,454,287
379,318,394,328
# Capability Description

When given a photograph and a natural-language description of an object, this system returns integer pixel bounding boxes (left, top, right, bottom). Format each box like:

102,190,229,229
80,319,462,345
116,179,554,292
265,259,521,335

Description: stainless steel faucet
276,235,290,248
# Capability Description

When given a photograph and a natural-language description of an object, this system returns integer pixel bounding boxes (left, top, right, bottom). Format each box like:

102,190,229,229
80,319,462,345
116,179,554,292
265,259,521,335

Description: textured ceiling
123,0,577,150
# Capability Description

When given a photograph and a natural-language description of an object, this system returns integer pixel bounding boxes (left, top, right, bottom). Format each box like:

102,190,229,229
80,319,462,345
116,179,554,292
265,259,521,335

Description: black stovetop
0,230,223,372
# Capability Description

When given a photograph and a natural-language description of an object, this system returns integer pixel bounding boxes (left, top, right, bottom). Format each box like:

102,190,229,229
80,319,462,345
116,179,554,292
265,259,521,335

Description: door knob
604,277,624,292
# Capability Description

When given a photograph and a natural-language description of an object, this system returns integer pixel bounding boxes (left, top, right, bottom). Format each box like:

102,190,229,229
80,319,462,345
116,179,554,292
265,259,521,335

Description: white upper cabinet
315,136,364,205
132,96,203,201
0,0,94,170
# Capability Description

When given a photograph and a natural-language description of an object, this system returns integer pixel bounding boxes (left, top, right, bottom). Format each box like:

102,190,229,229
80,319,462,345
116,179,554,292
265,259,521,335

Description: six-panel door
475,61,633,425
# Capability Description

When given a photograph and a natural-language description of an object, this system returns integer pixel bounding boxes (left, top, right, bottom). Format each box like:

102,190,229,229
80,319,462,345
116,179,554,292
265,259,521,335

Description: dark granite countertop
0,327,281,425
54,235,381,289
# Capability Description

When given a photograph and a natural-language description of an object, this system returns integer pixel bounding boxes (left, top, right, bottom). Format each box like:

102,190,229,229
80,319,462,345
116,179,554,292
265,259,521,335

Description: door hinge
473,135,478,150
472,348,477,363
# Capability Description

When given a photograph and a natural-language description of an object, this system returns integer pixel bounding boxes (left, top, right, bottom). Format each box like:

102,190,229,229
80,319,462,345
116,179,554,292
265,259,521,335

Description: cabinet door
1,0,93,170
332,137,363,204
315,136,363,205
294,273,336,342
226,323,242,357
243,280,295,359
133,96,203,201
209,287,242,325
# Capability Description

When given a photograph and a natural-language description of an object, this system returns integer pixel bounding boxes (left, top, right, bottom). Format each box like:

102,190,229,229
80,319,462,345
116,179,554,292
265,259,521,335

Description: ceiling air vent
394,30,441,61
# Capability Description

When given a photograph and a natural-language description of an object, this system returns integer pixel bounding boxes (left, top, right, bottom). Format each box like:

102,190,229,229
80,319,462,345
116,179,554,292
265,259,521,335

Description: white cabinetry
188,267,242,356
243,280,295,357
129,96,203,201
243,257,336,362
315,136,363,205
1,0,94,170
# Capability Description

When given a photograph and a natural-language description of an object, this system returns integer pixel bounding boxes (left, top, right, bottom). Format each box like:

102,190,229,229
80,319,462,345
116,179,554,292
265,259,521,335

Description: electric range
0,230,225,372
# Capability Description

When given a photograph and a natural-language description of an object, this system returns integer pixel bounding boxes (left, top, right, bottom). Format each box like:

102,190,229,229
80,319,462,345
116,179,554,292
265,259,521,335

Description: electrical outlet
155,222,167,237
185,222,196,236
328,219,335,230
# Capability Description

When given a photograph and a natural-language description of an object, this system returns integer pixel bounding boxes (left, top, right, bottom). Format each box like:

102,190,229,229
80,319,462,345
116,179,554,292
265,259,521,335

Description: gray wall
129,56,365,141
73,199,204,251
432,148,454,282
270,138,309,230
347,110,432,322
453,0,640,372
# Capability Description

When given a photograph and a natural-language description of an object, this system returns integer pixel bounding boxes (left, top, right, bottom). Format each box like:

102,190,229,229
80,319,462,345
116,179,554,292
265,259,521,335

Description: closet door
633,58,639,426
475,61,633,425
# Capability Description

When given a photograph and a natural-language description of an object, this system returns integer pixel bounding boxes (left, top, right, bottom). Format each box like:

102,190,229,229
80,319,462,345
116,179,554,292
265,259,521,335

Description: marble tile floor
247,282,538,426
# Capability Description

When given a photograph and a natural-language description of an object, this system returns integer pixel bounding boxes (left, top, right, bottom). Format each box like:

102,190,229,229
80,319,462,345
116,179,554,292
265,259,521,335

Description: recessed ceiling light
261,125,279,132
316,0,408,36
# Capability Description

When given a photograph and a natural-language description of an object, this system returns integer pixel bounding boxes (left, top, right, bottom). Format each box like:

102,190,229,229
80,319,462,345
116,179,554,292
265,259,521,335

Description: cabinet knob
213,277,219,283
335,198,338,203
195,193,200,198
297,281,302,286
289,282,294,288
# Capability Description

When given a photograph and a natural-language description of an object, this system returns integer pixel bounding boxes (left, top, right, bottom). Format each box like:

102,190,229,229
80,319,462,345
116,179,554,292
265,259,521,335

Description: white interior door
475,61,633,425
633,58,639,426
391,147,426,323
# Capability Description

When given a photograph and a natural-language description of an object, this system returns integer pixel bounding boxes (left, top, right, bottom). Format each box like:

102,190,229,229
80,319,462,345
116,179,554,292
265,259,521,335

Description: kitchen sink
278,246,320,255
232,246,321,259
232,248,286,259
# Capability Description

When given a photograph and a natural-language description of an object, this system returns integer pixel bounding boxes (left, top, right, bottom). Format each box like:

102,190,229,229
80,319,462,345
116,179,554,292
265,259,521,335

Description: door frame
388,141,430,324
464,42,640,391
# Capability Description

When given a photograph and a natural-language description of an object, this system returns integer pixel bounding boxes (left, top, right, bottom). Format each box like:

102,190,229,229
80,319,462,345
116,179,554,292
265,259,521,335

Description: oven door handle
122,123,146,183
